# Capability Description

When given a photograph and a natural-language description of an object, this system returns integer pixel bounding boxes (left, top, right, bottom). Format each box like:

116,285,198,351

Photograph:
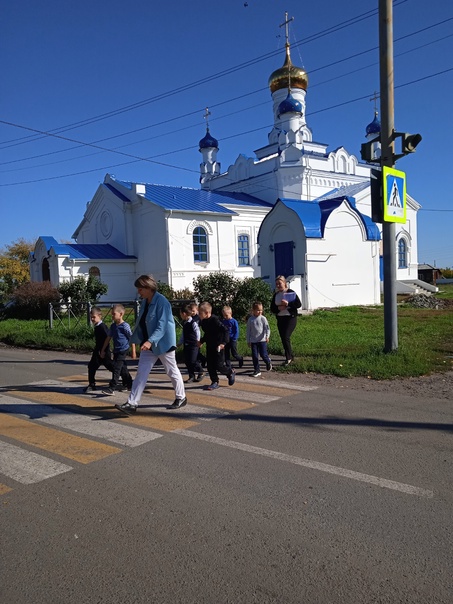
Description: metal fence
48,301,140,330
48,299,193,330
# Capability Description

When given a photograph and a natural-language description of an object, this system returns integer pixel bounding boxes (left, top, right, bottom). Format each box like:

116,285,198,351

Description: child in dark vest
179,304,204,383
84,306,115,393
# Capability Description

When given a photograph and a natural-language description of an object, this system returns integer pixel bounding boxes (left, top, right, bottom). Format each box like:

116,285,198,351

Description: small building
418,264,443,285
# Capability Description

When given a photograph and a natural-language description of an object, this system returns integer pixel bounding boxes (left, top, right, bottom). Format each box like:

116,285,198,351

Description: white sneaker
252,371,261,377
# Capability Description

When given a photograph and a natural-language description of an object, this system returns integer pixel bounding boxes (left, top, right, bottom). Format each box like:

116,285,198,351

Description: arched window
398,239,408,269
42,258,50,282
238,234,250,266
89,266,101,279
193,226,208,263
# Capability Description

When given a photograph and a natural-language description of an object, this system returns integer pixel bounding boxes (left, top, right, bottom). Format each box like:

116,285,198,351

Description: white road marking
197,388,278,404
0,395,162,447
0,440,72,484
175,430,434,498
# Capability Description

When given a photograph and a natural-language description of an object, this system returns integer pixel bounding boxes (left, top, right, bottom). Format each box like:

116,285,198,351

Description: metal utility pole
379,0,398,352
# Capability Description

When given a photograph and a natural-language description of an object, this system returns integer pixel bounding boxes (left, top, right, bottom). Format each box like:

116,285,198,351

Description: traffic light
360,138,380,163
401,133,422,154
393,132,422,159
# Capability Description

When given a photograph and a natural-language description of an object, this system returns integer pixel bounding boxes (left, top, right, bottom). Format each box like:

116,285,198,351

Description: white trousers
128,349,185,406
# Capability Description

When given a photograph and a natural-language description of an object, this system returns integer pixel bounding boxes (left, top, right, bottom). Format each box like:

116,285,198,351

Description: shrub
157,281,175,300
192,272,237,316
9,281,60,319
58,276,108,313
232,277,273,320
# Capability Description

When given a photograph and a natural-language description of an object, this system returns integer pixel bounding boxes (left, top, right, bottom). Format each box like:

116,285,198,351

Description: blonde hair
199,301,212,313
275,275,287,286
222,305,232,316
112,304,125,314
134,274,157,292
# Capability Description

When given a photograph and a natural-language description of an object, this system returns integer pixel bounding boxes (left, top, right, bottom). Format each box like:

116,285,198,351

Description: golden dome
268,44,308,94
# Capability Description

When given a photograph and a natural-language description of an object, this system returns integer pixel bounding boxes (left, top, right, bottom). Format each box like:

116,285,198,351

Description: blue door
274,241,294,279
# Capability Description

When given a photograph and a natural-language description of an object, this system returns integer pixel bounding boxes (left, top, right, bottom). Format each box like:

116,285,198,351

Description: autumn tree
0,238,34,298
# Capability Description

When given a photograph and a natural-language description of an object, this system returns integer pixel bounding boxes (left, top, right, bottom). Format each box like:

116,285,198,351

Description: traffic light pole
379,0,398,352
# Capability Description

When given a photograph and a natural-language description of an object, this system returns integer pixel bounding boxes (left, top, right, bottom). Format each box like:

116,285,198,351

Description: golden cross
279,12,294,46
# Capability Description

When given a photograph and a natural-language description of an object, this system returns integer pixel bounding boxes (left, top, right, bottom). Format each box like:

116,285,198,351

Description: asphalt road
0,346,452,603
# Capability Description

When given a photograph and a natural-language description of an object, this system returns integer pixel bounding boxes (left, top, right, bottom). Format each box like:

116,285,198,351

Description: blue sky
1,0,452,267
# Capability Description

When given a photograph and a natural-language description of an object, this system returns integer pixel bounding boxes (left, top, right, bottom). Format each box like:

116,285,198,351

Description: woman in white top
270,275,302,365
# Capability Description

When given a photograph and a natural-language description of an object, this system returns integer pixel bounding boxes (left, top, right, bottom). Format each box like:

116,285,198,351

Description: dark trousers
276,315,298,361
251,342,271,372
184,344,203,377
224,340,243,367
88,351,114,387
206,346,233,384
109,350,132,390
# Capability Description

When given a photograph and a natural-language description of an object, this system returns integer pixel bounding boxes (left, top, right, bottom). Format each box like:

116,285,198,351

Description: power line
1,62,452,188
1,3,414,150
2,16,451,172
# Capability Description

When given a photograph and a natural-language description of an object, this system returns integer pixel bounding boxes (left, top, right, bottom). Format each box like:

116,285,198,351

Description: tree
0,238,34,298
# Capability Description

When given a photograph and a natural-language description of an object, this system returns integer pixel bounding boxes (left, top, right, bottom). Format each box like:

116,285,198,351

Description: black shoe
115,402,138,415
185,376,195,384
84,385,96,393
266,361,273,371
102,387,115,396
239,358,244,368
228,370,236,386
195,372,205,382
283,359,292,366
169,397,187,409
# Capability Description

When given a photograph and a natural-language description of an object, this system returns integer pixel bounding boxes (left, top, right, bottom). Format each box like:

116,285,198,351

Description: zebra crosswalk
0,373,316,495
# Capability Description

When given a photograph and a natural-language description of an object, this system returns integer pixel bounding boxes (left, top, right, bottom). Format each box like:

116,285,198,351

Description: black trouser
88,351,114,387
109,350,132,390
206,346,233,383
224,340,243,367
276,315,298,361
184,344,203,377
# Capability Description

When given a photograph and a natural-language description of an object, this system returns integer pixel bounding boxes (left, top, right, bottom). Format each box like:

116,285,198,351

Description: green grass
436,283,453,299
1,295,452,379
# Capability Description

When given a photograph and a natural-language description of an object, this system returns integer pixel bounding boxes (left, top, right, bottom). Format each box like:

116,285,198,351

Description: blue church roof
34,238,136,261
366,113,381,136
199,129,219,149
315,181,370,201
278,92,303,117
51,244,136,260
112,179,273,214
275,189,380,242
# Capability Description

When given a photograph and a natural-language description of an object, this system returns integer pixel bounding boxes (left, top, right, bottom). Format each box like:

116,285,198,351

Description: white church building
30,35,423,310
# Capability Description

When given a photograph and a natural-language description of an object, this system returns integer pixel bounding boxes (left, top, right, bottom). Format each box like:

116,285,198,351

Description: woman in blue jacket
115,275,187,415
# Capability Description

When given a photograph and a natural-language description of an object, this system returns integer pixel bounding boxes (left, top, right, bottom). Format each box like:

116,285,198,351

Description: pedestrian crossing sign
383,166,406,223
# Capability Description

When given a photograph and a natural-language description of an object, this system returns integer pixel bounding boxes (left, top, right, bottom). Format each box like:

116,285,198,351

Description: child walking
84,306,115,393
198,302,235,391
222,305,244,369
246,302,272,377
100,304,133,395
189,301,207,368
179,303,204,383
